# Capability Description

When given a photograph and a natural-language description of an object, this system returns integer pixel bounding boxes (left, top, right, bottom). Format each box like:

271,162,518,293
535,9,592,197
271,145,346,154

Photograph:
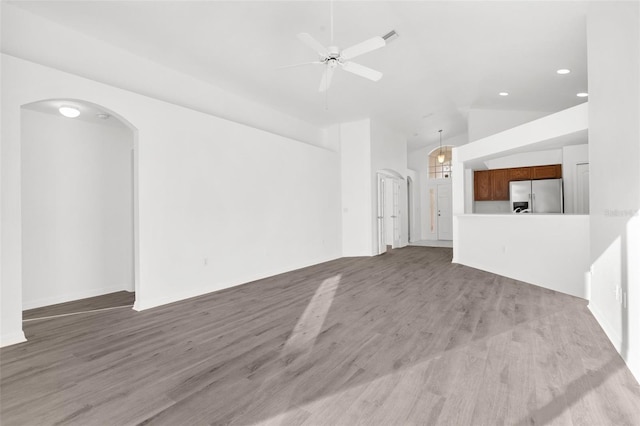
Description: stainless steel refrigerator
509,178,563,213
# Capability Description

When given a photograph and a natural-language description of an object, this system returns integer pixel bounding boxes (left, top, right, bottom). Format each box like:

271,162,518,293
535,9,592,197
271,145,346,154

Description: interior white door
377,175,386,255
392,179,401,248
576,163,590,214
437,183,453,240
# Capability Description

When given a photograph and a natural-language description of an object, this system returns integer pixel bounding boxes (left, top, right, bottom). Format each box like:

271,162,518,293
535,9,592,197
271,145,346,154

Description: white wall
340,119,373,257
21,109,134,309
408,146,430,240
483,149,563,170
406,170,419,243
1,4,325,149
457,215,590,298
562,144,589,214
1,54,342,346
455,104,588,166
587,1,640,380
468,108,551,142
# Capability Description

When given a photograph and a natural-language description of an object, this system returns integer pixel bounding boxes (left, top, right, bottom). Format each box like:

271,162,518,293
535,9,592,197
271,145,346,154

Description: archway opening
20,99,138,320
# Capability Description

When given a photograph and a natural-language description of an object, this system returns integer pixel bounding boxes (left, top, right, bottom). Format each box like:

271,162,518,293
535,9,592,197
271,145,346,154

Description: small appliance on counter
510,178,563,214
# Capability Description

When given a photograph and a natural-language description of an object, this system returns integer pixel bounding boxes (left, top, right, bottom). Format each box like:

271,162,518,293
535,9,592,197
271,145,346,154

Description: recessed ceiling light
557,69,571,74
499,92,509,96
59,106,80,118
577,92,589,97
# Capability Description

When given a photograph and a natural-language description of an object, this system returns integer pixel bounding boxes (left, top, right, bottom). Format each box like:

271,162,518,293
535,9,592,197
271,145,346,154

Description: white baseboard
134,254,341,311
588,304,640,383
588,304,623,352
23,284,133,310
1,331,27,348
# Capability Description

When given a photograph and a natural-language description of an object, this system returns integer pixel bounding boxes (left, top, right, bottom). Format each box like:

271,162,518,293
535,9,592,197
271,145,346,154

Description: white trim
22,285,133,310
1,331,27,348
588,304,640,382
23,305,133,322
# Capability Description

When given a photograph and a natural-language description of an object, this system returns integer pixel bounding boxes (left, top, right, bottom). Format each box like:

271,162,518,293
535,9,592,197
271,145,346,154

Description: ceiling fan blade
318,64,336,92
277,61,323,70
341,36,385,60
341,61,383,82
297,33,329,57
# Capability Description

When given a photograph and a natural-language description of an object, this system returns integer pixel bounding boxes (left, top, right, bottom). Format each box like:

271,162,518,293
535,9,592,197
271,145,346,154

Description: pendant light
437,129,445,164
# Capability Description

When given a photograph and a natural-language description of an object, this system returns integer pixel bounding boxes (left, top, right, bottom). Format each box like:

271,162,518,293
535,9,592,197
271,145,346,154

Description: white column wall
340,119,373,257
587,1,640,381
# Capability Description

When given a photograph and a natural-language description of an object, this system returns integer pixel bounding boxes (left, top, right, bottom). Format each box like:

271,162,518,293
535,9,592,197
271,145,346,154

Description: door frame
376,169,405,255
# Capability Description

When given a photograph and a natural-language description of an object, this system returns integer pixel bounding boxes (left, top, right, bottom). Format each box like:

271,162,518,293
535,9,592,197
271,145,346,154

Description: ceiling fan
282,2,396,92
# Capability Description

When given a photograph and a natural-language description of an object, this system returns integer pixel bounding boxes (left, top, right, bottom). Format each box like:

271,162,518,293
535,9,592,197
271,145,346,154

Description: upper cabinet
532,164,562,179
509,167,532,181
491,169,510,200
473,169,510,201
474,170,492,201
474,164,562,201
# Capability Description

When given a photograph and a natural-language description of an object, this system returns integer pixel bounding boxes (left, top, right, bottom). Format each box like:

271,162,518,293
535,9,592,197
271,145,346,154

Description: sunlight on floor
282,274,342,357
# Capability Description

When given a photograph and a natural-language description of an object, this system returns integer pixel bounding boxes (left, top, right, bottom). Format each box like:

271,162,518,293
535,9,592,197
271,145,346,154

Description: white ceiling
12,1,589,150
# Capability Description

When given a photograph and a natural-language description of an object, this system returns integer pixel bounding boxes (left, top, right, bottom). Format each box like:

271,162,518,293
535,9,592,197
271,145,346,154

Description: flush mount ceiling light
437,129,445,164
499,92,509,96
577,92,589,97
59,106,80,118
556,69,571,74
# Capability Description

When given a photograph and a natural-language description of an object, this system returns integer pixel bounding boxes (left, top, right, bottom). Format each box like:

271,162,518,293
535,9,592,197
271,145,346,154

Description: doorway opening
376,169,405,255
20,99,139,320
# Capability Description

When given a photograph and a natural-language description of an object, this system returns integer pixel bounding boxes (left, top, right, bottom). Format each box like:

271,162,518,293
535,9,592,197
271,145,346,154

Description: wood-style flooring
2,247,639,425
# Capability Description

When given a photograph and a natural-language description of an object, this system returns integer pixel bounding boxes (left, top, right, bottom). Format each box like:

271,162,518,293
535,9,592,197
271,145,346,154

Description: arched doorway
20,99,139,318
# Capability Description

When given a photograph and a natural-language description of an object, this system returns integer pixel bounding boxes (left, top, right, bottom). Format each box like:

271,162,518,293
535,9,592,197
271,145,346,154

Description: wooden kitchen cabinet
532,164,562,179
510,167,532,181
474,170,492,201
474,164,562,201
491,169,510,200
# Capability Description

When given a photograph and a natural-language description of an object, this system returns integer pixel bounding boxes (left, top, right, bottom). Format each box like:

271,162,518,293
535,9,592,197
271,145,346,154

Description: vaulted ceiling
11,1,589,150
